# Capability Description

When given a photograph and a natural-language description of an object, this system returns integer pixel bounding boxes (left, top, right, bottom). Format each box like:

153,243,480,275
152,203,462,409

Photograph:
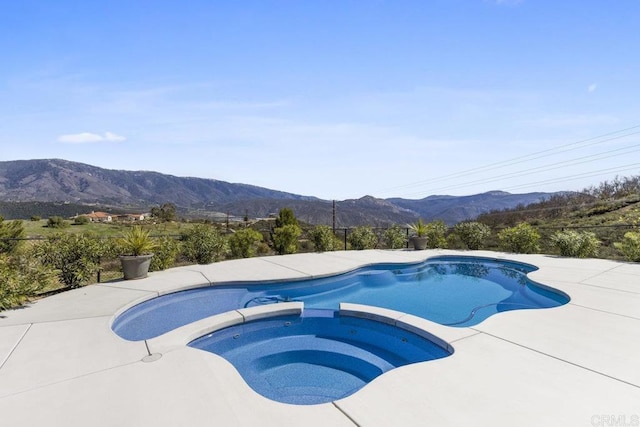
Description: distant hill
0,159,317,207
0,159,558,225
388,191,555,225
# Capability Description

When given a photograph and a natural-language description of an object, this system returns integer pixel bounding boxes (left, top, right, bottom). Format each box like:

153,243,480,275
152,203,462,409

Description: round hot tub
188,308,452,405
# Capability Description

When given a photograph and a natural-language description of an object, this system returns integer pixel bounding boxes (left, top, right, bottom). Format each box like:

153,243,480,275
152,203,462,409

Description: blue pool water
112,256,570,341
188,309,452,405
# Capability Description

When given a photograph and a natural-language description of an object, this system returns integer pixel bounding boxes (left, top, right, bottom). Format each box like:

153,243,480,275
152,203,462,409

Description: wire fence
2,223,637,290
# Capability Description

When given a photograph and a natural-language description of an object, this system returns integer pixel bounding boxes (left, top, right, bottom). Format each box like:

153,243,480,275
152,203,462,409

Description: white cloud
57,131,126,144
588,83,597,93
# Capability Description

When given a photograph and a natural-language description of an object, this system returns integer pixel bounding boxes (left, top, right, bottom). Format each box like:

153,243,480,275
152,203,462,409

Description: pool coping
1,249,639,426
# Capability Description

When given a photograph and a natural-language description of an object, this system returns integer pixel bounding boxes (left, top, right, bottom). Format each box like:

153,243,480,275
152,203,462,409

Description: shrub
74,216,90,225
0,217,25,254
550,230,600,258
47,216,69,228
180,224,228,264
424,220,448,249
272,224,302,255
229,228,264,258
149,236,180,271
453,222,491,250
36,233,107,288
30,215,41,221
384,225,406,249
308,225,338,252
498,223,540,254
0,251,55,310
614,232,640,262
347,226,378,250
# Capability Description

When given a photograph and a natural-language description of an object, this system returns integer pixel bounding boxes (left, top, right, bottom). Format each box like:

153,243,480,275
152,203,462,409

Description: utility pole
332,200,336,234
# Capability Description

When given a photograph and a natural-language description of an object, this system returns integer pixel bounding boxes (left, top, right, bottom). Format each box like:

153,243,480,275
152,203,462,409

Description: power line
376,125,640,196
377,124,640,196
402,141,640,195
502,163,640,192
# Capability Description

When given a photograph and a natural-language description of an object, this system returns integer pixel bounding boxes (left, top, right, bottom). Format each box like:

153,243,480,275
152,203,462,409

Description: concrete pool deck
1,249,639,426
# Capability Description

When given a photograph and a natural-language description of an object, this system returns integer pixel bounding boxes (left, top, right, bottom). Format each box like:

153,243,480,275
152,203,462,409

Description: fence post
406,227,410,249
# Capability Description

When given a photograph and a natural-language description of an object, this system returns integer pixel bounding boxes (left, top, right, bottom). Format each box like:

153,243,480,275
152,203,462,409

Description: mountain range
0,159,557,226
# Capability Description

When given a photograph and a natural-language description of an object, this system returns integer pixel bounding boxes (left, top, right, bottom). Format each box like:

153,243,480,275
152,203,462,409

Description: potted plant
118,226,157,280
408,219,429,250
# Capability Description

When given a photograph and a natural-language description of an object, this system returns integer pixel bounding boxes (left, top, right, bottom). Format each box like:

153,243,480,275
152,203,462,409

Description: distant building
117,213,146,222
82,211,112,222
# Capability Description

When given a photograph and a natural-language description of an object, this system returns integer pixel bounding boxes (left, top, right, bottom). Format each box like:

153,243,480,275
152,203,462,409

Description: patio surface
1,249,639,426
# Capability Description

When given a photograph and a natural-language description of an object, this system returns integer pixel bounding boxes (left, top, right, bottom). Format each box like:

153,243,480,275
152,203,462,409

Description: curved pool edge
108,250,443,331
111,250,566,338
147,302,304,354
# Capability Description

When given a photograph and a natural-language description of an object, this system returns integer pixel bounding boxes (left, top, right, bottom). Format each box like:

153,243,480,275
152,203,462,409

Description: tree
275,208,298,227
0,216,25,254
150,203,177,222
272,224,301,255
271,208,301,255
453,222,491,250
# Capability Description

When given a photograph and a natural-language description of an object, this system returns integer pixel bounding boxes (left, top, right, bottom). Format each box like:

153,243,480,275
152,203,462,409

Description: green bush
384,225,407,249
614,232,640,262
550,230,600,258
453,222,491,250
498,223,540,254
0,217,25,254
272,224,302,255
229,228,263,258
180,224,228,264
36,233,107,288
424,220,448,249
47,216,69,229
149,236,180,271
347,226,378,250
0,251,55,310
308,225,338,252
74,216,90,225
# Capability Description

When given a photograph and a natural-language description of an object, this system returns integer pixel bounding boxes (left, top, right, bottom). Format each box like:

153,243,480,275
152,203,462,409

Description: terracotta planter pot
120,254,154,280
410,236,428,250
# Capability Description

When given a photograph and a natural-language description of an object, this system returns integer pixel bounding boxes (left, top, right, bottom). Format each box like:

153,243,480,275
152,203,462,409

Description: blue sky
1,0,639,200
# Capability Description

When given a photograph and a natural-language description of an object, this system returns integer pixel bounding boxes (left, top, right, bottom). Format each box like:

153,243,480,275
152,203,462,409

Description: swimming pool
189,308,452,405
112,256,569,341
